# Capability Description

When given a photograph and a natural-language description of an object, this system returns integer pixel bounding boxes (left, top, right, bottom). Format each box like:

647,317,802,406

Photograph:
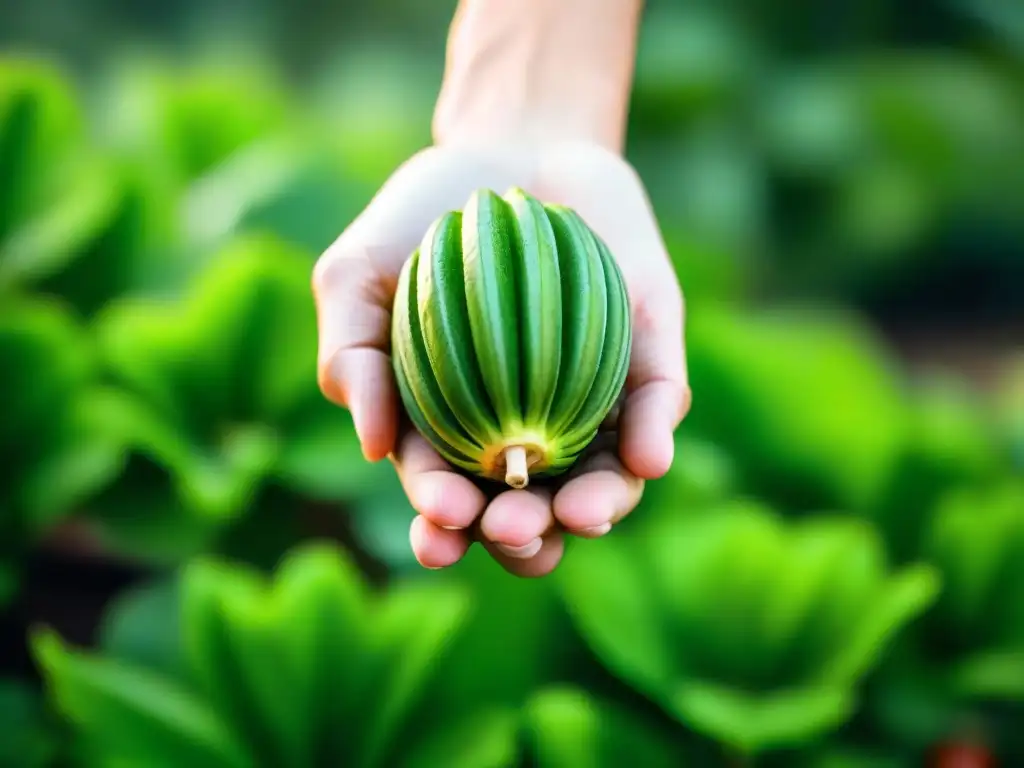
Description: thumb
619,284,691,479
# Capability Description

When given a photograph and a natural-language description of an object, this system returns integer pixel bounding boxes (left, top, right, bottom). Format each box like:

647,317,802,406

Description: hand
313,140,691,577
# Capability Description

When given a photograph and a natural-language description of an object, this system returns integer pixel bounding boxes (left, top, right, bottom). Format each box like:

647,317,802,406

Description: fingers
480,489,553,559
478,487,565,578
313,245,400,461
393,430,487,531
481,533,565,579
620,286,692,479
313,147,526,462
554,452,644,534
393,429,483,570
410,516,471,569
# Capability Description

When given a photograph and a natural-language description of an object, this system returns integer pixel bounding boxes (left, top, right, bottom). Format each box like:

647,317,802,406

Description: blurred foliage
0,298,122,605
558,500,939,756
0,0,1022,764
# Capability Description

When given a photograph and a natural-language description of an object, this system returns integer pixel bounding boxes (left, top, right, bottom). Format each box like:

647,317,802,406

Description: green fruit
391,187,632,489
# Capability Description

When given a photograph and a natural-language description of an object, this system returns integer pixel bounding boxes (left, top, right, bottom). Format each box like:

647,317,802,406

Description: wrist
432,0,643,153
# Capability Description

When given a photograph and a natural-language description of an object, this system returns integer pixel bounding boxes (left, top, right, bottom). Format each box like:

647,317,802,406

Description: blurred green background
1,0,1022,765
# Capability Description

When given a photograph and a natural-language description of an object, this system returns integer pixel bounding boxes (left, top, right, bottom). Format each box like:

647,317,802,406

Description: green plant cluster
1,6,1023,763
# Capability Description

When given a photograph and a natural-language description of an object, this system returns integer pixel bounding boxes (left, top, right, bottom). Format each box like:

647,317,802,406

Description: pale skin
313,0,691,577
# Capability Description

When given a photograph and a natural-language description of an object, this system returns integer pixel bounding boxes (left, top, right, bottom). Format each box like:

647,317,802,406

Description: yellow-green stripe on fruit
391,187,632,488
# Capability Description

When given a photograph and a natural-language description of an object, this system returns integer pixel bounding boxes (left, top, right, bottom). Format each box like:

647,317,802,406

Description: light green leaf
99,57,291,182
671,680,853,755
33,630,254,768
182,132,372,255
824,563,940,684
522,686,689,768
686,303,908,512
0,155,120,291
0,56,83,240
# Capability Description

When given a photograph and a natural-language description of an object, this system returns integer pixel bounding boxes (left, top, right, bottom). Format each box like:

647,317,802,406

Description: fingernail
441,524,465,531
579,522,612,537
496,537,543,559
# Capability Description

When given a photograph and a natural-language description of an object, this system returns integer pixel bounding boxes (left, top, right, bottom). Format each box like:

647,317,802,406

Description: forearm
432,0,644,153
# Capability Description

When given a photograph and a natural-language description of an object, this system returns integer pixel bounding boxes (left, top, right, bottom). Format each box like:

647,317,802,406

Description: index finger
313,247,399,461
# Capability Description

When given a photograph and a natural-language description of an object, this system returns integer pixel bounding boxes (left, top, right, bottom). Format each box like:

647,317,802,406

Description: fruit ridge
391,186,632,488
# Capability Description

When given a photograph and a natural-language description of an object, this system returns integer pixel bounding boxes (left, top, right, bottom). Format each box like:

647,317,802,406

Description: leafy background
1,0,1022,765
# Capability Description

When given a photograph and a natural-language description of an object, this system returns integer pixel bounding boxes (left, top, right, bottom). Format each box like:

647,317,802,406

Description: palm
314,141,689,577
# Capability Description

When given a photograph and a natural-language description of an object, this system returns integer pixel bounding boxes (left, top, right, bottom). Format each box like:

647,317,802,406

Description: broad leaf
33,631,254,768
522,686,691,768
670,681,853,756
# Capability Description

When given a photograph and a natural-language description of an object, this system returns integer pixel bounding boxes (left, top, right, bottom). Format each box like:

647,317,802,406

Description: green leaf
275,400,389,501
522,686,690,768
30,158,184,317
182,132,373,255
950,649,1024,700
88,453,224,564
823,562,940,684
180,558,296,766
33,630,254,768
0,56,83,240
557,534,678,696
420,547,586,721
685,303,908,512
401,707,519,768
97,577,184,678
91,235,322,530
671,680,853,756
0,298,93,452
99,57,291,182
872,374,1009,561
271,544,375,766
0,677,62,768
0,298,105,541
347,474,418,571
18,389,126,531
364,582,472,768
0,154,121,292
923,482,1024,650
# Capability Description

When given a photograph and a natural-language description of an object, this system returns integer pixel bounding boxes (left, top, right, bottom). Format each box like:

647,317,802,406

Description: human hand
313,140,690,577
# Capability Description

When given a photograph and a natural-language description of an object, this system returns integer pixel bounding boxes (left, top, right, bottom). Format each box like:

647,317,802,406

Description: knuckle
316,352,347,405
312,245,374,295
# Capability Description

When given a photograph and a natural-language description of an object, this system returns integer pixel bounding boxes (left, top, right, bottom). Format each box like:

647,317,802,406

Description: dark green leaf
402,707,519,768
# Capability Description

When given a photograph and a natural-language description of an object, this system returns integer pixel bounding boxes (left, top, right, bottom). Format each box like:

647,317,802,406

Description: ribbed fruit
391,187,632,489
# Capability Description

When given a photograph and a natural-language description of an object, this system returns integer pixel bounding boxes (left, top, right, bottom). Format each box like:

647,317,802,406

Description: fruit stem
504,445,529,489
